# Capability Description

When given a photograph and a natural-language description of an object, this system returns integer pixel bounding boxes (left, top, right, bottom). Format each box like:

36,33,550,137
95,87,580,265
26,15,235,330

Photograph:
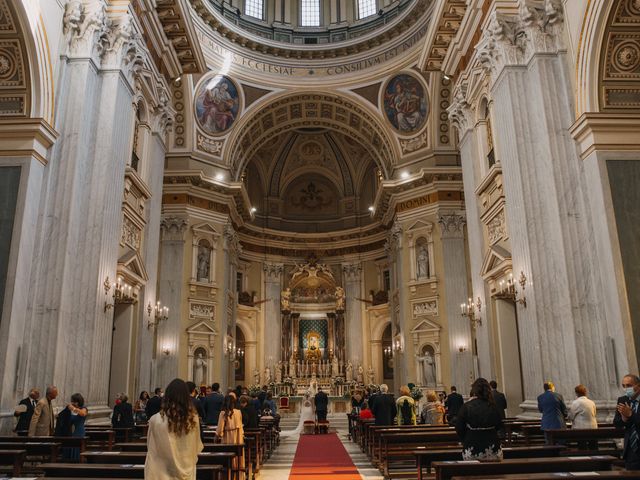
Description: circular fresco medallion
194,74,241,135
382,74,428,135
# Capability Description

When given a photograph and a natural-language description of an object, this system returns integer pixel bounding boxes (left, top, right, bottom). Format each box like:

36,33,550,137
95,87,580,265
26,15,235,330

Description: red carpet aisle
289,433,362,479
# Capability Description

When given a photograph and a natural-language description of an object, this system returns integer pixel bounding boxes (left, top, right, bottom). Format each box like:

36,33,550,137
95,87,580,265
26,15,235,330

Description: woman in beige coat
145,379,203,480
217,394,244,469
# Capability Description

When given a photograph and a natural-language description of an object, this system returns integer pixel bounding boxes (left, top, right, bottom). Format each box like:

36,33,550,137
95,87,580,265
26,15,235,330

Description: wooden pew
0,435,86,453
369,425,454,461
115,442,251,480
86,426,134,443
0,449,25,476
85,429,116,451
546,427,624,454
414,445,564,480
0,440,60,462
451,472,640,480
433,455,617,480
81,451,235,480
378,430,460,477
40,462,224,479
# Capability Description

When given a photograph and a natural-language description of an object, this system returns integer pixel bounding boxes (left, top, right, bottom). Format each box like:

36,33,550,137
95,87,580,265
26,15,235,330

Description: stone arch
226,91,400,181
575,0,638,114
4,0,54,122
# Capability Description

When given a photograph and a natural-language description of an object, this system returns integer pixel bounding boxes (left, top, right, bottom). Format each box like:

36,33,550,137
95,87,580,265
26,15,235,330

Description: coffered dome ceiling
245,129,378,233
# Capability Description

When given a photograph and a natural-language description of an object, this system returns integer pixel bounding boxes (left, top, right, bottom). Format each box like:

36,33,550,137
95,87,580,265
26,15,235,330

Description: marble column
222,224,241,389
157,217,188,387
457,121,495,380
480,4,612,407
438,211,474,395
343,263,363,365
263,263,283,364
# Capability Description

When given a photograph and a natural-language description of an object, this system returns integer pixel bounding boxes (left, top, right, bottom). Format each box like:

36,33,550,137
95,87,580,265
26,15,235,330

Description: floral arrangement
332,376,345,385
248,384,262,396
282,377,294,386
410,385,424,401
367,384,381,394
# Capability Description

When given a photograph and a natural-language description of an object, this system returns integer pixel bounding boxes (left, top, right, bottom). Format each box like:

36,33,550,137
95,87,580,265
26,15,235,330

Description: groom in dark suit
315,387,329,422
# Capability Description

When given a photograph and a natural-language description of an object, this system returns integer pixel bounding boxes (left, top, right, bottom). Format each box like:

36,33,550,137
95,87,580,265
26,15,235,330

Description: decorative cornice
419,0,467,71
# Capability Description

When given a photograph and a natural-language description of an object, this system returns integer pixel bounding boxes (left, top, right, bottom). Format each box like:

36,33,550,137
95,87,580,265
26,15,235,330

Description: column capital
263,263,284,281
342,262,362,282
438,211,466,239
476,1,565,82
63,1,110,61
448,82,474,137
223,223,242,256
160,216,188,241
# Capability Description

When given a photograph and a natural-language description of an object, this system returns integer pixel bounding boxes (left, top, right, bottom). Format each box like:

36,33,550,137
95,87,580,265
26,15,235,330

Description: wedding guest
239,395,258,429
217,394,244,443
538,381,567,444
145,387,163,420
29,385,58,436
14,388,40,435
186,381,205,420
134,391,149,424
359,402,374,420
145,379,203,480
371,384,396,426
569,384,597,449
55,393,88,461
396,385,417,425
420,390,445,425
455,378,503,460
112,393,135,431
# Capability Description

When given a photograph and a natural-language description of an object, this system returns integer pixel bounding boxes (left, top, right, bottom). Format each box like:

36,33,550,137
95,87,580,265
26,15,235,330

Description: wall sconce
498,271,528,308
236,347,245,359
461,296,482,328
392,334,404,354
161,345,171,356
383,345,392,358
147,301,169,329
104,276,136,312
224,335,236,360
458,344,467,353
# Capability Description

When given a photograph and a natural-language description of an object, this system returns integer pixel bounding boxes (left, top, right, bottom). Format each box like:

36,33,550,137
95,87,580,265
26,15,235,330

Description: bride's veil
280,392,315,437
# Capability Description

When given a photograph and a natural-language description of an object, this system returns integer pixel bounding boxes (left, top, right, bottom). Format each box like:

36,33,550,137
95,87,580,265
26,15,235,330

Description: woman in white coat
145,378,203,479
568,384,598,429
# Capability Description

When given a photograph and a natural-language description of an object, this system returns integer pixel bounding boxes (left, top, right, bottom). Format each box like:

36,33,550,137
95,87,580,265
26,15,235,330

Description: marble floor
257,423,383,480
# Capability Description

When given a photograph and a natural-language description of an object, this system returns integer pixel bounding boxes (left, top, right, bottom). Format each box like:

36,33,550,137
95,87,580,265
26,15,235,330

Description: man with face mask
614,374,640,470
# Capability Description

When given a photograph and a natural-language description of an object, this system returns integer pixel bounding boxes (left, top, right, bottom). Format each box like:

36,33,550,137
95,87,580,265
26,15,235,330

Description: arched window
245,0,263,20
358,0,376,19
300,0,320,26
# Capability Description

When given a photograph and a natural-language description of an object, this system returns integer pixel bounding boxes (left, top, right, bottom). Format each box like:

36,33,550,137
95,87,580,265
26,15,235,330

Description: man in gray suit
29,385,58,436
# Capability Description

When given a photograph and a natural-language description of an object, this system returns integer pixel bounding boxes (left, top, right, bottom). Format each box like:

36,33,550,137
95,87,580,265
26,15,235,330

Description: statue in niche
275,361,282,383
281,288,291,311
416,348,437,387
331,356,339,377
346,361,353,382
193,350,207,386
356,364,364,384
335,286,345,311
417,244,429,279
263,366,271,385
197,243,211,281
289,355,296,378
253,368,260,385
367,365,375,385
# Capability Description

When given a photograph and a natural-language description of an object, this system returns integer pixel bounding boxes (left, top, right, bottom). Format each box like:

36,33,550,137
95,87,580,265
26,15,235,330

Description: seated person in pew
455,378,503,461
145,378,203,480
359,402,374,420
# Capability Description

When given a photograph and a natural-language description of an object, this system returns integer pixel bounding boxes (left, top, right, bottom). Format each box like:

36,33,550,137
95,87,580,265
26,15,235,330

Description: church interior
1,0,640,477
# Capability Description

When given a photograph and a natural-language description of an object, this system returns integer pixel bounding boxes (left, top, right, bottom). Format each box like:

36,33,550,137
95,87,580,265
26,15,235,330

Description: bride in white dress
280,392,315,437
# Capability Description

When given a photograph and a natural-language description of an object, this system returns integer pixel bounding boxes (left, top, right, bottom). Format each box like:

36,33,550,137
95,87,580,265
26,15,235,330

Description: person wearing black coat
112,395,135,429
239,395,259,429
315,387,329,421
145,387,163,420
445,386,464,424
490,380,508,419
202,383,224,426
614,374,640,470
371,384,396,426
14,388,40,435
187,381,205,420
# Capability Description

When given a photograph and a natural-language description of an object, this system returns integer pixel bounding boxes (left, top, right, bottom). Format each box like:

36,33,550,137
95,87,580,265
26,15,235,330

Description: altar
284,396,350,414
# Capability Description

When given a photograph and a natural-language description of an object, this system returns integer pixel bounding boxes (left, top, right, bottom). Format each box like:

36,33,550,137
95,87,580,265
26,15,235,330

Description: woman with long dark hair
455,378,503,460
145,379,203,479
216,394,244,444
55,393,87,461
